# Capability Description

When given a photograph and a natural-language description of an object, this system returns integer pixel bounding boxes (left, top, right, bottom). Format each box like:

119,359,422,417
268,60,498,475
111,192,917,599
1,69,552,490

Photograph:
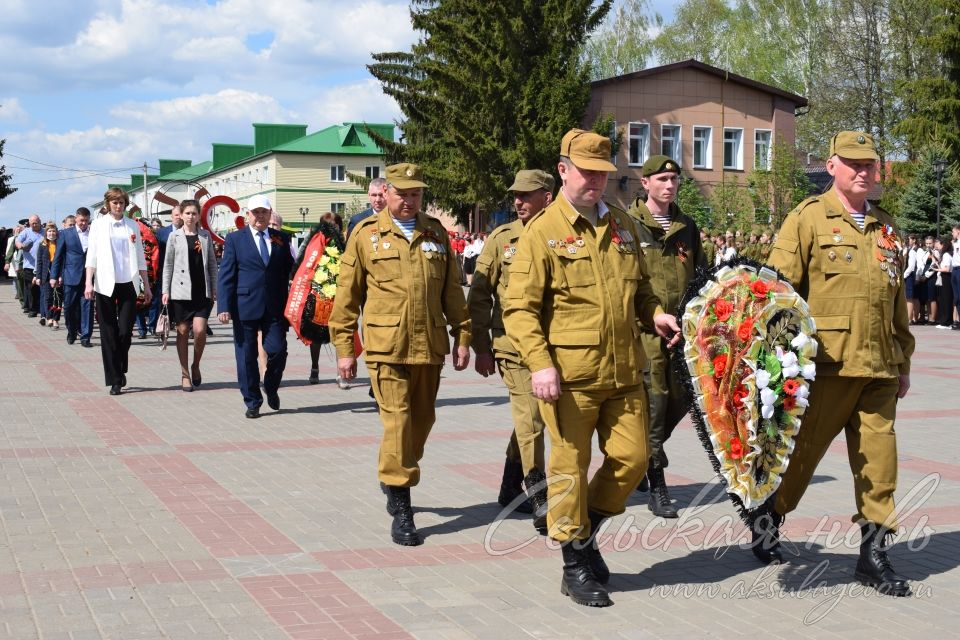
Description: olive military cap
386,163,428,189
560,129,617,172
641,154,681,177
508,169,555,193
829,131,880,161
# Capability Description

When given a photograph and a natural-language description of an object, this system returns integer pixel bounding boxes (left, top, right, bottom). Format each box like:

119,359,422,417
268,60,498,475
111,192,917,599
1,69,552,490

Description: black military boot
523,468,549,535
385,486,422,546
854,522,911,597
636,474,649,492
560,540,612,607
498,458,532,514
646,466,678,518
750,510,784,564
584,511,610,584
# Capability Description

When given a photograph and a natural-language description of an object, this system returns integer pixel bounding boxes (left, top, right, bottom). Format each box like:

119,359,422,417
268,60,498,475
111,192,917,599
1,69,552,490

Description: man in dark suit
217,195,294,418
50,207,95,346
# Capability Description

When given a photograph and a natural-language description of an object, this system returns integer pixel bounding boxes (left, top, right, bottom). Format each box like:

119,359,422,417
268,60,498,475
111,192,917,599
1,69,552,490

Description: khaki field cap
386,163,428,189
642,155,681,177
560,129,617,172
829,131,880,161
508,169,556,193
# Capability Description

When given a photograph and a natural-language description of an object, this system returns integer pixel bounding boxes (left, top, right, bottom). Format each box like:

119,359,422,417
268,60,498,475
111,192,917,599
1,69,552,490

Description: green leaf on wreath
765,353,782,379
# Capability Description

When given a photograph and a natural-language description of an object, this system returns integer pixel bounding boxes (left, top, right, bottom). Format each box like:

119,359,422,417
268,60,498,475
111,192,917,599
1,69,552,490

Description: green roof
158,160,213,182
272,122,393,155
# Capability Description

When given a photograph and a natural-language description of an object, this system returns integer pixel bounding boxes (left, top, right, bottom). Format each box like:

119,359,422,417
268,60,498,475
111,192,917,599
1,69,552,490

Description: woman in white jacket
84,188,152,395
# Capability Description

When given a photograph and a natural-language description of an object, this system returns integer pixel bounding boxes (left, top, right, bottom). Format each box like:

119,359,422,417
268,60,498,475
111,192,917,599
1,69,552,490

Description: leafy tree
746,139,814,228
710,176,755,232
0,139,16,203
590,112,623,157
368,0,611,223
897,145,958,236
893,0,960,164
677,174,712,230
583,0,661,80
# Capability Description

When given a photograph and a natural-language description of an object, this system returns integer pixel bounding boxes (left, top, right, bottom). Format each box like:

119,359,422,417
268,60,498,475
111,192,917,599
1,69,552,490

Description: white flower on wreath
779,350,800,378
760,387,777,419
756,369,771,389
791,333,810,349
801,363,816,380
795,384,810,399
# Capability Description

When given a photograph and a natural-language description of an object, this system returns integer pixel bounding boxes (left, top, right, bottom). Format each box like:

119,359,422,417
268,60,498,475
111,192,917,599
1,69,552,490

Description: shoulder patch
355,216,378,230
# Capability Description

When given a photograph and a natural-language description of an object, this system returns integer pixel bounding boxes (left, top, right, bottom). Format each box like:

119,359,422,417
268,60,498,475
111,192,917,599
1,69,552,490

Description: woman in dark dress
35,223,62,329
161,199,218,391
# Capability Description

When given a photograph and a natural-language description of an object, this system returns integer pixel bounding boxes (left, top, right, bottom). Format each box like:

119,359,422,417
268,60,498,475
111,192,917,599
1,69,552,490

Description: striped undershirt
849,212,866,230
651,213,672,232
392,216,417,240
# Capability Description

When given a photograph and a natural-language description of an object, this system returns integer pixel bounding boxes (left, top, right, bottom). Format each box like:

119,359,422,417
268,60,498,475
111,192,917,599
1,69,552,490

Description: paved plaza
0,280,958,639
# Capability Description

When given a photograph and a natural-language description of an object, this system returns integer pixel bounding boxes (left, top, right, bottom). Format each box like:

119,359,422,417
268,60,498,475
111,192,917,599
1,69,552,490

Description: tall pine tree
897,146,957,236
368,0,611,222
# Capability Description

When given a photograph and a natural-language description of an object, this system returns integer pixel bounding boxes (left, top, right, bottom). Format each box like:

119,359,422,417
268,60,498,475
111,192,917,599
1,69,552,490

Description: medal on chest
676,239,688,263
877,224,902,287
608,217,634,253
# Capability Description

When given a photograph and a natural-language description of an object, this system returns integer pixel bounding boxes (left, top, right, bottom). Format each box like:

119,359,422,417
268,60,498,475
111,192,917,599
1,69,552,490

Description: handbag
155,304,170,350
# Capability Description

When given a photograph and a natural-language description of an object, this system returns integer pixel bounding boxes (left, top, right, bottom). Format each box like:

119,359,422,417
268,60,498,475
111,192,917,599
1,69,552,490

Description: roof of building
591,58,808,107
272,122,393,155
158,160,214,182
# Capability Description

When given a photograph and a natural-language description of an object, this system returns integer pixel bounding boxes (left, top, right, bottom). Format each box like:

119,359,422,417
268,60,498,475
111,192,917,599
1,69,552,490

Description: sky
0,0,679,227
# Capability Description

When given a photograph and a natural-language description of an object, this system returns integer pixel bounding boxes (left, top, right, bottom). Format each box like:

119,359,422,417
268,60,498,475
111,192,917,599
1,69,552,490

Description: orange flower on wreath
732,384,749,407
782,378,800,396
729,437,744,460
750,279,770,298
783,396,797,411
736,317,754,342
713,354,728,378
714,298,734,322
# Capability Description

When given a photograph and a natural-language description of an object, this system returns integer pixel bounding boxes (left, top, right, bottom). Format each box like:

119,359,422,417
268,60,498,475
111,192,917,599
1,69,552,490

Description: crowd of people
0,127,954,610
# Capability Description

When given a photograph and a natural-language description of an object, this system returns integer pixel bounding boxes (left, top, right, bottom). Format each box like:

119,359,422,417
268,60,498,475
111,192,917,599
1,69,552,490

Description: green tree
677,174,712,230
590,112,623,157
583,0,661,80
710,176,754,231
747,139,814,228
897,145,958,236
0,139,16,203
893,0,960,164
368,0,611,223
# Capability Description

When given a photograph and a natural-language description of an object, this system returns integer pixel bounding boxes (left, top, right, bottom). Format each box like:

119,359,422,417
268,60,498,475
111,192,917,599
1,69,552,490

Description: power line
4,151,142,174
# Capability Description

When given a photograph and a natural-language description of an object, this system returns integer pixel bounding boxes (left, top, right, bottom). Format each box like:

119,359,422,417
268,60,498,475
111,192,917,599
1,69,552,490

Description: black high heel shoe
191,364,202,387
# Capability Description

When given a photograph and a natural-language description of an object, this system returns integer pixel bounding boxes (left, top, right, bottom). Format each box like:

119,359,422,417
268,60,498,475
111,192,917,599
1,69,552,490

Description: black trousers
95,282,137,386
21,268,39,313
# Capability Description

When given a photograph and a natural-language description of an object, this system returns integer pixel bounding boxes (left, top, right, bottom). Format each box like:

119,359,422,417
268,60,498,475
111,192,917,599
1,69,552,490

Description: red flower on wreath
783,379,800,396
783,396,797,411
736,317,754,342
750,279,770,298
714,299,734,322
732,384,749,407
729,437,744,460
713,354,728,378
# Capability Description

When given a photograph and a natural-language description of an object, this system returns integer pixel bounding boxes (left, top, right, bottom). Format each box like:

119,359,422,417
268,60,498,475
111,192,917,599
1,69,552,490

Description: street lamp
299,207,309,231
934,159,946,238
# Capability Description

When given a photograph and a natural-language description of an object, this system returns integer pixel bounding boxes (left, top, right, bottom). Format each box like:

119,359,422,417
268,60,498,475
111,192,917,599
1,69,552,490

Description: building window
263,165,270,185
330,165,346,182
755,130,772,170
628,122,650,166
365,166,381,179
661,125,681,164
723,128,744,170
693,126,712,169
330,202,345,214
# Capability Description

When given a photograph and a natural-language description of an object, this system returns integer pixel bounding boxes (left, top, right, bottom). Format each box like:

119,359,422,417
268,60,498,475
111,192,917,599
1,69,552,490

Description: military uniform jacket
467,219,524,364
627,200,707,318
502,192,664,390
768,187,914,378
329,210,471,365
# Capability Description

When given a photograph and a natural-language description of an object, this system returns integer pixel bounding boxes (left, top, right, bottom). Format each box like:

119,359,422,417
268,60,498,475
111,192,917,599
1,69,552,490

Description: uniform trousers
640,332,690,469
541,385,650,542
775,376,900,528
368,362,442,487
498,359,546,475
95,282,137,386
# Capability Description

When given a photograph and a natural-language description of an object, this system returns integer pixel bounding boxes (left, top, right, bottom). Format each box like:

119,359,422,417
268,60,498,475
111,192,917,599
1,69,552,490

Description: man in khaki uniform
468,170,553,533
701,229,716,266
755,132,915,597
503,130,680,607
627,156,707,518
330,163,471,547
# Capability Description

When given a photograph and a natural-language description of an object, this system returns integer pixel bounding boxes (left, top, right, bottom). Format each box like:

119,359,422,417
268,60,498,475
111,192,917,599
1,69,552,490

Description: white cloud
110,89,291,127
304,79,401,129
0,98,29,123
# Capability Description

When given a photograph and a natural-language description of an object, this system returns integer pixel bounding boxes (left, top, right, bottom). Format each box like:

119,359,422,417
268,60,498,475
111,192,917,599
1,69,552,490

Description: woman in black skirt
161,199,218,391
